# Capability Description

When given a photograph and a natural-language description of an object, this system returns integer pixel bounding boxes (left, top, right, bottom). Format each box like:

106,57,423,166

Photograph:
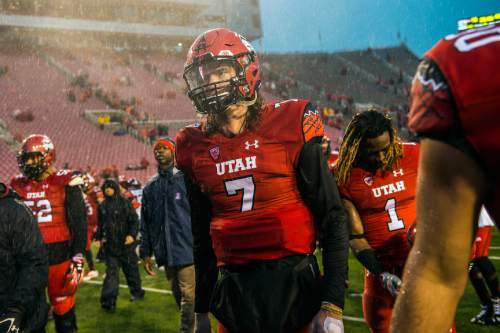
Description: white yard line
343,315,366,323
84,279,172,295
490,246,500,250
489,256,500,260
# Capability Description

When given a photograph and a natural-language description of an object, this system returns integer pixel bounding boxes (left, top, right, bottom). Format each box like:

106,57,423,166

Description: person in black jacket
0,182,49,333
95,179,145,311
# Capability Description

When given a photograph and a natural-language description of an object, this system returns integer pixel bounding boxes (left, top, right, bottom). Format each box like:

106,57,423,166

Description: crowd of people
0,23,499,333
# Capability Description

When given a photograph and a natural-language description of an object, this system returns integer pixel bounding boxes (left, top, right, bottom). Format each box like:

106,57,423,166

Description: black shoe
130,290,145,302
471,304,494,325
493,297,500,325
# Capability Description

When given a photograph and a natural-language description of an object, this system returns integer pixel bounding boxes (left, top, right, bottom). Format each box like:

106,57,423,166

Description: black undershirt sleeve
296,137,349,309
185,177,218,313
65,185,88,256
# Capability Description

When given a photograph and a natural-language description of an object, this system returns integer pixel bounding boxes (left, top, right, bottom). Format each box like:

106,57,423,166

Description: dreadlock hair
334,109,403,185
204,92,264,136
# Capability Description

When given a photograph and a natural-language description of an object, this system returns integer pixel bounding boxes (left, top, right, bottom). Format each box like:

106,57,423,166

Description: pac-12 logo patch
209,146,220,161
364,176,373,186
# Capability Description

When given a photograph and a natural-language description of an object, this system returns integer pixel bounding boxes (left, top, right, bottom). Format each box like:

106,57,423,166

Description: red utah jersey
85,188,100,230
176,99,324,265
339,143,419,267
11,170,74,244
408,23,500,223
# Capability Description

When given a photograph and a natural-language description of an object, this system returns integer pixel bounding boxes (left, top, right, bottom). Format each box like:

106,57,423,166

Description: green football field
46,232,500,333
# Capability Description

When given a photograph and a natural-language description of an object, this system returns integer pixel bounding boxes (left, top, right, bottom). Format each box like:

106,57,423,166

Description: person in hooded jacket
95,179,145,311
0,182,49,333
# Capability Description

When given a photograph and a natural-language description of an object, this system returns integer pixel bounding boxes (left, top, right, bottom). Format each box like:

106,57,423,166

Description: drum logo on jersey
372,181,405,198
209,146,220,161
27,191,46,199
216,156,257,176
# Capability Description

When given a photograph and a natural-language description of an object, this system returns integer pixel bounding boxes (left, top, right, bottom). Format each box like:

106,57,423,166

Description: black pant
101,247,143,305
85,249,95,271
211,254,322,333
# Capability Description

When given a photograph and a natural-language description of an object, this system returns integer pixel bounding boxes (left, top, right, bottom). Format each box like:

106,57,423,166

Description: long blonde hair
334,110,403,185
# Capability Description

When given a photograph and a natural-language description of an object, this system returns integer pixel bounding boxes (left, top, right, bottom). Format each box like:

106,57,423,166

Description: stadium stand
0,44,155,183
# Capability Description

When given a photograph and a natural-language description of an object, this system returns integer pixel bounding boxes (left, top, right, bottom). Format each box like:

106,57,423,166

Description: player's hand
143,257,156,276
72,254,85,272
124,235,135,245
380,272,401,297
71,254,85,283
194,312,212,333
0,307,23,333
95,240,101,248
310,307,344,333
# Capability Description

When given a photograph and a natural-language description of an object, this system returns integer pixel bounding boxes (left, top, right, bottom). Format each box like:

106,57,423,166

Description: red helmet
17,134,56,179
183,28,261,115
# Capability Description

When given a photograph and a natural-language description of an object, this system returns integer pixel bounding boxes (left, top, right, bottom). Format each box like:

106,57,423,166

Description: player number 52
24,199,53,223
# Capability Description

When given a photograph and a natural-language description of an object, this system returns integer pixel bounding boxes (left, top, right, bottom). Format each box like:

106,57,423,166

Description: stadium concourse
0,40,418,184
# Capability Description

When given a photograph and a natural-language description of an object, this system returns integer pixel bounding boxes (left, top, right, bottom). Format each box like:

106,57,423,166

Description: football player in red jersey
334,110,419,333
469,208,499,325
391,22,500,333
82,172,101,280
176,28,349,333
10,135,87,333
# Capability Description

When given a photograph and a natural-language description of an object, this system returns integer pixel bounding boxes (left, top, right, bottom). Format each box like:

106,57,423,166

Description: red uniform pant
48,260,77,315
362,270,396,333
471,226,493,260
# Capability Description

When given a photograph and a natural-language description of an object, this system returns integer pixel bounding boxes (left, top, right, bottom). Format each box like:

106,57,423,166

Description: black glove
0,307,24,333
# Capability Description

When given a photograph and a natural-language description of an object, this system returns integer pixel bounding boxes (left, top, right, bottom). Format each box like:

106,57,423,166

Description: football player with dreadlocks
176,28,349,333
334,110,421,333
10,134,87,333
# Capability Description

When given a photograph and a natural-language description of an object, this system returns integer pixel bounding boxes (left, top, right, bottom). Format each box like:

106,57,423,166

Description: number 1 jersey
339,143,419,268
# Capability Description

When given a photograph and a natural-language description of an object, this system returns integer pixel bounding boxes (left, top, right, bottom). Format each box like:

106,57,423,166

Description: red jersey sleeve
408,58,456,134
175,126,198,180
302,103,325,143
338,182,353,201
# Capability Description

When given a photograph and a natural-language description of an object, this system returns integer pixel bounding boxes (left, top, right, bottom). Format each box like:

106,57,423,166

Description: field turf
46,231,500,332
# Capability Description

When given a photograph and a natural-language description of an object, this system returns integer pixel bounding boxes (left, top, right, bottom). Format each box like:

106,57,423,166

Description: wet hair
334,110,403,185
204,93,264,136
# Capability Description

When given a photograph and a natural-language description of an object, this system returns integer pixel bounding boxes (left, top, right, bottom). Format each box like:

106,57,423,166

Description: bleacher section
0,45,155,182
0,38,419,183
45,47,196,122
261,44,418,108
